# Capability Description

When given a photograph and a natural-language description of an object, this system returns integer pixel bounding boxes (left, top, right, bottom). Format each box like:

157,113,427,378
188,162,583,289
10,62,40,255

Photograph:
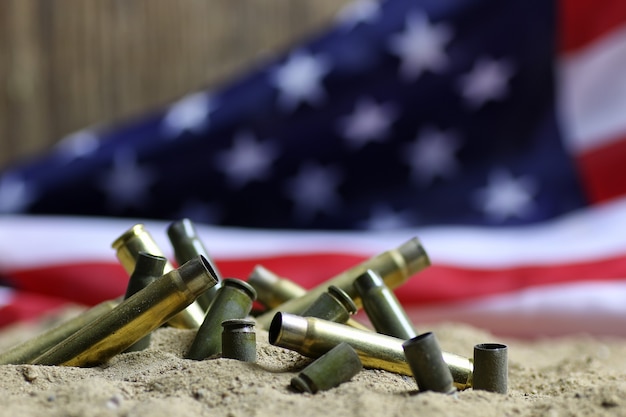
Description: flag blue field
1,0,626,337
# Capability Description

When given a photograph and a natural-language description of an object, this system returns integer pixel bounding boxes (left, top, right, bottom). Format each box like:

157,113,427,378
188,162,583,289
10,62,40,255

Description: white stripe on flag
407,280,626,337
2,196,626,269
558,24,626,153
0,287,14,309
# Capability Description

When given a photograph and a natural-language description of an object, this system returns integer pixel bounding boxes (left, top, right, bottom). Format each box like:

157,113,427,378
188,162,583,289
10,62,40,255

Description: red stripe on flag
6,262,129,306
0,292,69,327
574,133,626,203
399,256,626,304
559,0,626,52
4,252,626,311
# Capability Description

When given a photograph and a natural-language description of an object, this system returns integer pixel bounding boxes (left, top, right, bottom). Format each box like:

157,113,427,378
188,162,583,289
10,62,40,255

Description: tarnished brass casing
185,278,257,360
403,332,456,394
269,313,473,390
302,285,357,324
167,218,223,310
247,265,306,309
291,342,362,394
248,265,370,331
0,299,119,365
255,237,430,328
32,256,218,367
111,223,207,329
354,269,417,339
221,318,257,362
472,343,508,394
123,252,167,352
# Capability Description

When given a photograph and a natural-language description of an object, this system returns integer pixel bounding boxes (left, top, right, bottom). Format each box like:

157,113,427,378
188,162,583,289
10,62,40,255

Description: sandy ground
1,307,626,417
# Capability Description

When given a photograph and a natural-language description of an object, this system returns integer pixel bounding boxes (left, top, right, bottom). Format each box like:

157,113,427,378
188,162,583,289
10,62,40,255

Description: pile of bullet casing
0,218,508,396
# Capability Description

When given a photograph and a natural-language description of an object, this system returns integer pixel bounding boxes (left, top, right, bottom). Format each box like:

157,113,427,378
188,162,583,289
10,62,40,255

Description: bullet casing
221,319,256,362
291,342,362,394
32,256,218,367
256,237,430,328
167,218,223,310
186,278,257,360
269,312,473,390
123,252,167,352
247,265,306,309
472,343,508,394
111,223,207,329
402,332,456,394
354,269,417,340
248,265,371,332
301,285,357,324
0,299,119,365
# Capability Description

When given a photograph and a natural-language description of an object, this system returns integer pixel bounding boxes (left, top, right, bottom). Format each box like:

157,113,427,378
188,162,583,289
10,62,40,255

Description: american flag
1,0,626,337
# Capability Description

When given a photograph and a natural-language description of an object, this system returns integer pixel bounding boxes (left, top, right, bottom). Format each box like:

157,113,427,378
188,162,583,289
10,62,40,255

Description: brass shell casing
248,265,370,331
255,237,430,328
185,278,257,361
0,299,119,365
32,256,218,367
111,223,207,329
472,343,508,394
269,313,473,390
123,252,167,352
354,269,417,340
301,285,357,324
403,332,456,394
167,218,223,310
291,342,362,394
247,265,306,309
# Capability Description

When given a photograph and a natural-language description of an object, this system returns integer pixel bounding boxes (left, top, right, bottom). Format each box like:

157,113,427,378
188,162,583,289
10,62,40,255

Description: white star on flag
474,168,537,221
55,129,100,161
403,127,461,185
361,204,415,230
98,150,156,210
458,57,515,109
270,50,331,112
388,12,453,81
161,92,214,137
214,131,279,188
284,162,343,222
176,200,222,225
336,0,381,30
0,174,36,213
338,97,398,148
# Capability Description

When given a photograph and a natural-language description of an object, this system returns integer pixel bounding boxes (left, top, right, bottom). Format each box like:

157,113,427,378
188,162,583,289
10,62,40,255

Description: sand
1,307,626,417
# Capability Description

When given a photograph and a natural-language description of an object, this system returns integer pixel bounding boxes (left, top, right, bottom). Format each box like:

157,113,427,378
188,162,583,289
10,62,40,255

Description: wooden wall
0,0,349,168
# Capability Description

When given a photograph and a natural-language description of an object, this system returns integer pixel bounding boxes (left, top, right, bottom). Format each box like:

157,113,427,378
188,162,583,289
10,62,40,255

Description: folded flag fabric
1,0,626,336
2,198,626,338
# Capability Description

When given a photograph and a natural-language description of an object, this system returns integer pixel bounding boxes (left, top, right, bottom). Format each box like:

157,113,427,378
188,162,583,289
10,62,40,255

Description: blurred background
0,0,349,169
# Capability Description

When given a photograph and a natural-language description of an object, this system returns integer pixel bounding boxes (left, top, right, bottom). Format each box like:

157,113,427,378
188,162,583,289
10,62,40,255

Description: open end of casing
111,224,145,249
268,312,284,345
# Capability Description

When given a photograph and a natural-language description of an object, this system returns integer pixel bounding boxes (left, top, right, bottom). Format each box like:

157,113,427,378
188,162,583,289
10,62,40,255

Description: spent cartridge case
291,342,362,394
167,218,223,310
269,313,473,390
247,265,306,309
0,299,119,365
301,285,357,324
111,223,207,329
402,332,456,394
354,269,417,339
123,252,167,352
472,343,508,394
221,318,256,362
32,256,218,367
248,265,370,331
256,237,430,328
186,278,257,360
